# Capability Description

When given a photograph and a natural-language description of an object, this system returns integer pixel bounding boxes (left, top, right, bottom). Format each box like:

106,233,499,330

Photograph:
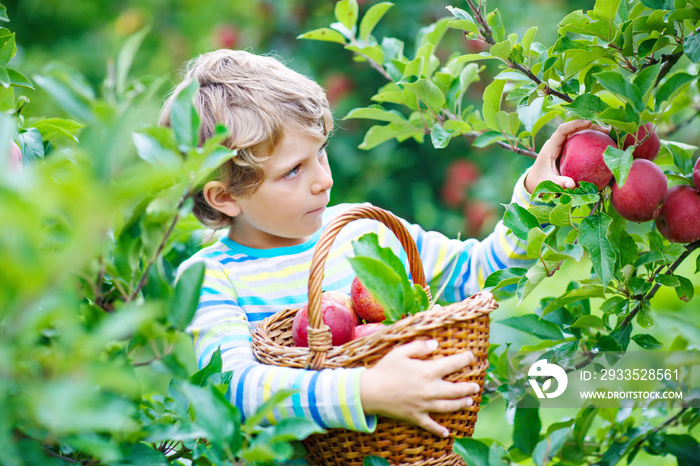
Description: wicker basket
251,205,496,465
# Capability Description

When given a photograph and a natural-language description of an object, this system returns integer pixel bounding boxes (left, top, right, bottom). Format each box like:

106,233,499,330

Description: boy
161,49,598,440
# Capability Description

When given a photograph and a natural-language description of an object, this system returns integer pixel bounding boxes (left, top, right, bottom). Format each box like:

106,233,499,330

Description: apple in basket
292,299,356,347
353,322,384,340
351,276,386,323
322,290,360,324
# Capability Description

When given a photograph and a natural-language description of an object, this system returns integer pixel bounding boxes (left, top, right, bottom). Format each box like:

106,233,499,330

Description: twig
627,407,689,461
127,195,188,302
620,240,700,328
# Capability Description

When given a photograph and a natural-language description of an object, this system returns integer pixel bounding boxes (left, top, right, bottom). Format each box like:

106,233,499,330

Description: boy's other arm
525,119,609,193
181,258,376,433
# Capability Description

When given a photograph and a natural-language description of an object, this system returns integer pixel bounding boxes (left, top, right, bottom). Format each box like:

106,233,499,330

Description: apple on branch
655,185,700,243
611,159,667,222
559,130,617,190
623,123,661,161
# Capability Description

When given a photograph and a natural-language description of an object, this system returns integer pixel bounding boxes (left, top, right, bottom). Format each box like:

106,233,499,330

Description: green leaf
400,78,446,114
685,33,700,62
499,314,565,341
522,26,538,54
5,68,33,89
169,261,205,331
132,131,181,169
348,256,406,322
533,428,570,466
344,106,411,126
430,123,453,149
32,73,95,123
364,455,391,466
664,434,700,464
631,334,663,349
594,70,644,112
675,275,694,302
0,29,15,66
28,117,83,143
482,80,505,131
170,79,200,149
486,10,505,42
655,72,697,111
297,28,347,44
503,202,540,241
517,262,550,303
490,40,512,61
569,314,606,328
484,267,528,292
358,123,421,150
526,227,548,258
335,0,359,32
578,213,616,286
120,443,169,466
640,0,676,9
603,146,634,188
473,131,506,148
514,394,541,454
190,348,225,386
562,94,610,120
116,28,149,97
17,128,45,164
633,63,661,102
591,0,623,37
0,6,7,22
359,2,393,42
453,438,490,466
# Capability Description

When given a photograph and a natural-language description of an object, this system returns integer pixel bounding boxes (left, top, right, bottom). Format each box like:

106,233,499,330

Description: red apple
9,141,21,172
559,130,617,190
292,300,356,347
214,24,239,49
655,185,700,243
611,159,667,222
352,323,384,340
441,160,480,207
693,157,700,192
350,276,386,323
623,123,661,161
322,290,359,324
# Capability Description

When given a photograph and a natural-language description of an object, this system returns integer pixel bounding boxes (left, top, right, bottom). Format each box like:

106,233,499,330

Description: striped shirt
178,173,535,433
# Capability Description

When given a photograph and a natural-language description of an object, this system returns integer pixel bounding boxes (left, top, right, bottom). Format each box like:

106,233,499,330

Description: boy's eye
318,142,329,157
283,164,301,180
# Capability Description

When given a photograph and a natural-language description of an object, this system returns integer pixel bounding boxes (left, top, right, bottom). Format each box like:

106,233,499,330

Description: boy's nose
311,164,333,194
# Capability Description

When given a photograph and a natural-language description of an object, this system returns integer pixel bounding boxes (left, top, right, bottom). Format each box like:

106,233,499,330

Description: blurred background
5,0,591,240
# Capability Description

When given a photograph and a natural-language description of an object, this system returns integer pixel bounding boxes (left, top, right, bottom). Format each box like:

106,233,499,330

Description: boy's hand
359,339,480,438
524,120,609,194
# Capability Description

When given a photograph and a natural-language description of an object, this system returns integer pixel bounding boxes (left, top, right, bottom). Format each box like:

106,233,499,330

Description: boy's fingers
428,396,475,413
415,414,450,438
589,123,610,134
429,351,475,377
436,381,481,399
388,339,438,360
550,174,576,189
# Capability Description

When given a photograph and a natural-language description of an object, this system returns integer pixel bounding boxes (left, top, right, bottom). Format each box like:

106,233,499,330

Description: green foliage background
1,0,699,465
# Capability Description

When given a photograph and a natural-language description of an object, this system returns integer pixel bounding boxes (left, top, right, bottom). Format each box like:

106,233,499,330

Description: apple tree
300,0,700,464
0,9,322,466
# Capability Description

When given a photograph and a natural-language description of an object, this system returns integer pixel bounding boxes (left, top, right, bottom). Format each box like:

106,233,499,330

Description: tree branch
621,240,700,328
627,407,689,461
128,195,187,302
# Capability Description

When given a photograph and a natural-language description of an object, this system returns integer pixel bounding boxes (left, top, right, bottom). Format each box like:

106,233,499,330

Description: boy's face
228,131,333,249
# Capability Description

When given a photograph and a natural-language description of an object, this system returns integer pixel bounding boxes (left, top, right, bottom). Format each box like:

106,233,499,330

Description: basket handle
305,205,429,369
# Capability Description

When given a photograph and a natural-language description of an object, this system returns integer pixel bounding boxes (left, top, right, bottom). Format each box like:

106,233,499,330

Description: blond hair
159,49,334,228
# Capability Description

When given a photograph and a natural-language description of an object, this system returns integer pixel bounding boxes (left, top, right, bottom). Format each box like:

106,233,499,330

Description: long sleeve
180,257,376,433
381,172,537,302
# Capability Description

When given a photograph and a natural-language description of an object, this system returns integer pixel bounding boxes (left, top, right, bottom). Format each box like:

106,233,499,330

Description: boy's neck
226,226,313,250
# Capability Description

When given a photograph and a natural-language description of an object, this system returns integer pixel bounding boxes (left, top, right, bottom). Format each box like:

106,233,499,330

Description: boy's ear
202,181,242,217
